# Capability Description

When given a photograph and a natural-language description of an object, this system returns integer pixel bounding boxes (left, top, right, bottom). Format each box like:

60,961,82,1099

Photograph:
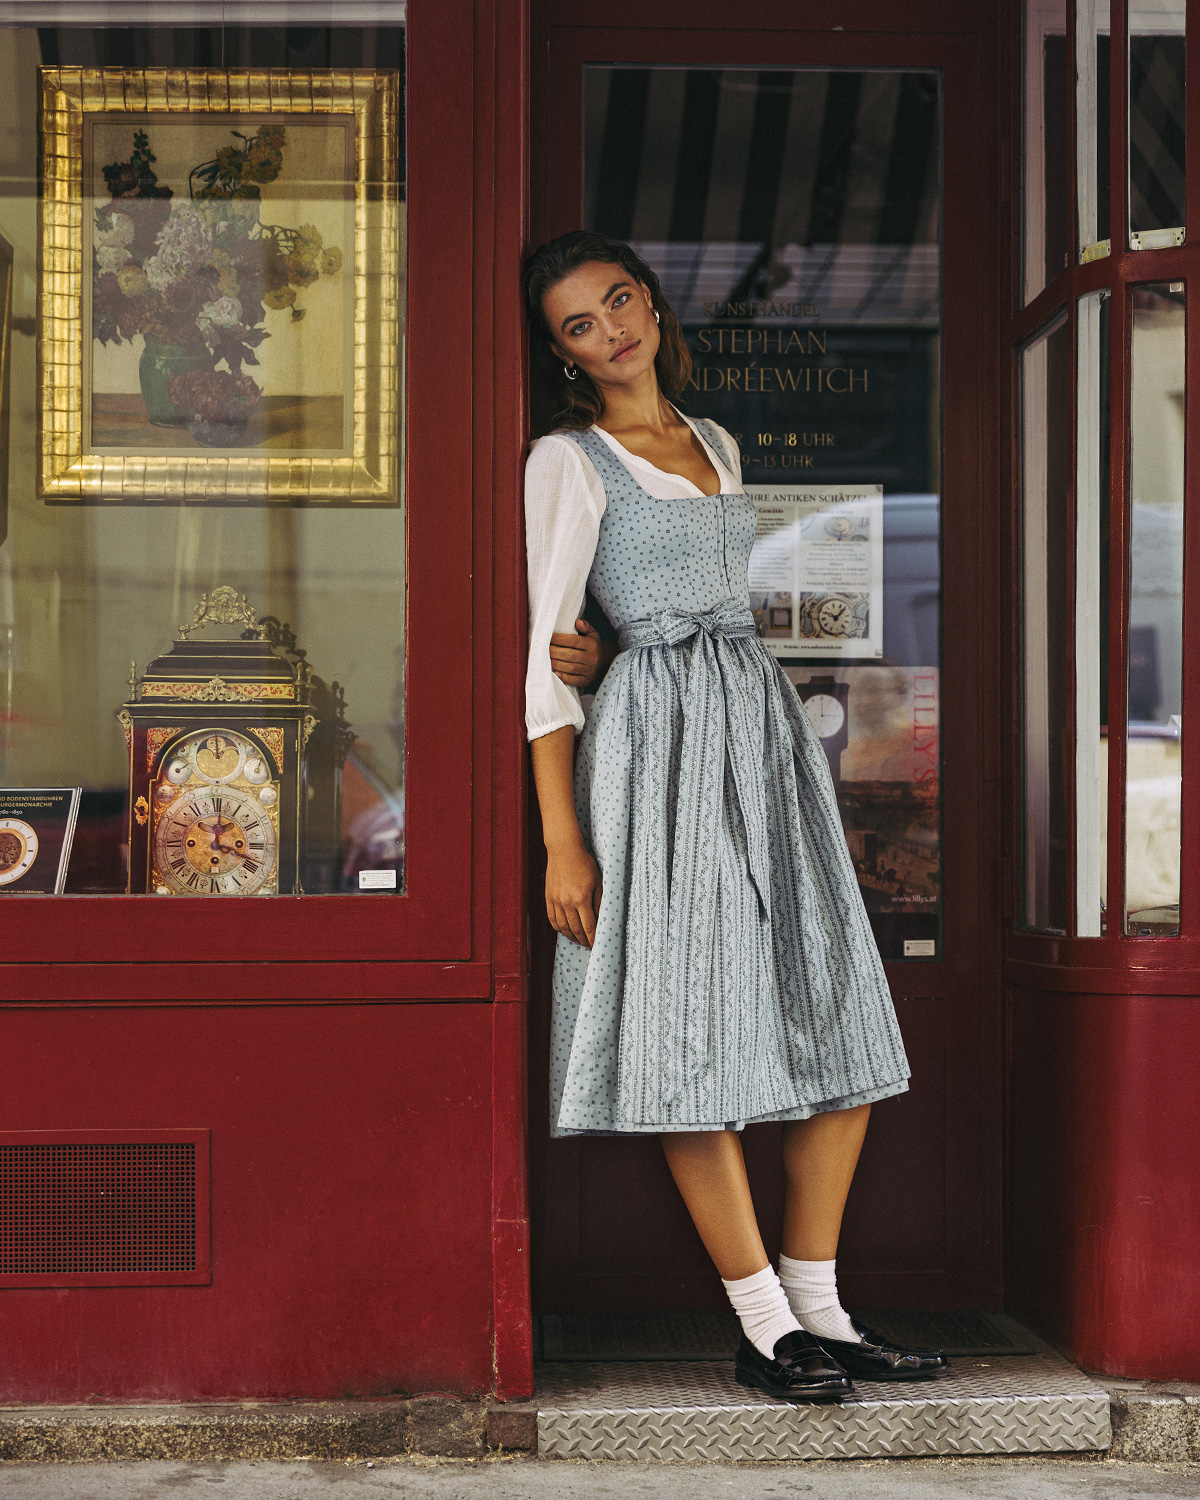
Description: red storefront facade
0,0,1197,1405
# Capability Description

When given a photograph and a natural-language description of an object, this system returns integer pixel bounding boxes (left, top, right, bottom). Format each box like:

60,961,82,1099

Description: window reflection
1025,0,1069,301
1125,284,1184,935
1128,0,1186,244
1020,312,1071,932
0,24,406,896
1076,292,1110,934
1076,0,1111,258
583,66,943,960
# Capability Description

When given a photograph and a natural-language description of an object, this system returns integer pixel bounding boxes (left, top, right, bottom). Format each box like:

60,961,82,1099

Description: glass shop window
1019,312,1071,933
1128,0,1186,249
1025,0,1069,301
583,65,943,962
1125,283,1185,936
0,16,406,897
1077,0,1111,260
1076,291,1111,935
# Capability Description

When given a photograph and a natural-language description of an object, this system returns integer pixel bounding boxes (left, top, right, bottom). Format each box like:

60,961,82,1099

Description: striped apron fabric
549,423,910,1136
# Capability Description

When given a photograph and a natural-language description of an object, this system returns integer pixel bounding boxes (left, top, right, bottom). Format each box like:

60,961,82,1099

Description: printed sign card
746,485,885,659
0,788,82,894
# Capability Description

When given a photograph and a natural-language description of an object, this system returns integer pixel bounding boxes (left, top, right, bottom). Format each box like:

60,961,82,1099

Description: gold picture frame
38,68,401,505
0,231,12,542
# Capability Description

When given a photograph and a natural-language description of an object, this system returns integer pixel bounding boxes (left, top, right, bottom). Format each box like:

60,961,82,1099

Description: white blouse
524,415,743,742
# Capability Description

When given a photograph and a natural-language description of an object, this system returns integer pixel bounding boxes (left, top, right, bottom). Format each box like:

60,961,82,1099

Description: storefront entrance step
0,1398,486,1463
520,1352,1110,1461
1106,1382,1200,1462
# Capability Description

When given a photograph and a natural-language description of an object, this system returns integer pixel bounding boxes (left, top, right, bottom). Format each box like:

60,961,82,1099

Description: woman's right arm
531,727,602,947
525,437,605,947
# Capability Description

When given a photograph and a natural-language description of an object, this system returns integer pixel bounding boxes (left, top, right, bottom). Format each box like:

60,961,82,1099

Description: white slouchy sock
721,1265,802,1359
778,1255,862,1345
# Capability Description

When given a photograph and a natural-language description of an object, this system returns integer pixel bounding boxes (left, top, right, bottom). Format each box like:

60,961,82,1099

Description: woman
524,230,947,1400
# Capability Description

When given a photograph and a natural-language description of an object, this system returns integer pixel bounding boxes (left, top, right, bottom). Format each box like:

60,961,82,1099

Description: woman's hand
545,838,602,948
550,618,605,689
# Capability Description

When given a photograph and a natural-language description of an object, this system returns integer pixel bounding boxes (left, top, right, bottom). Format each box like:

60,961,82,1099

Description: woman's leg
778,1103,871,1343
661,1130,800,1360
660,1129,767,1279
780,1103,871,1260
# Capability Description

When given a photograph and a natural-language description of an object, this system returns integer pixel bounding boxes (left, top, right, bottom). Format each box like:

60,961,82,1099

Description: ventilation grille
0,1138,208,1284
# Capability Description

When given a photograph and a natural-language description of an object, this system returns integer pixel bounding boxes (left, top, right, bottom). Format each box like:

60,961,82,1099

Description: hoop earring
654,310,660,324
563,364,578,381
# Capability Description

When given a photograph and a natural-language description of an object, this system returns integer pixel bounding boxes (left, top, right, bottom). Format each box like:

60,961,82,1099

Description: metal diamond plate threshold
531,1352,1111,1460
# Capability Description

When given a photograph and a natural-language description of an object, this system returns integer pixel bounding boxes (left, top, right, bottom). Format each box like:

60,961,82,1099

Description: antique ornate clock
120,587,349,896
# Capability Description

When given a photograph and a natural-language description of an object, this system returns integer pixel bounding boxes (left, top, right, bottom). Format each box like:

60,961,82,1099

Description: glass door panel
1076,0,1111,260
1128,0,1186,247
1125,283,1185,935
1076,292,1111,934
582,66,942,961
1025,0,1070,299
1020,312,1071,933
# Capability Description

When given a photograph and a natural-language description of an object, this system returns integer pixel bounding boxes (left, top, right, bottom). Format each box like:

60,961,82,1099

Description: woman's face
542,261,660,390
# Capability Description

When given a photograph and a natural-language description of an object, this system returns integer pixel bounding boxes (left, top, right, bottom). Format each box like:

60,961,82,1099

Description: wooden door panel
530,11,1001,1313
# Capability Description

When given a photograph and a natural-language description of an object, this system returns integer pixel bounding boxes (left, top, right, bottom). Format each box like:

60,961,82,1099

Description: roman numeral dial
152,786,278,895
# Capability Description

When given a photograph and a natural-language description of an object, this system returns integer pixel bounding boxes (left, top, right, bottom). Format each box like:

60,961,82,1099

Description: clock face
150,728,280,895
153,787,278,895
190,731,247,783
0,819,38,885
815,596,855,636
803,692,846,739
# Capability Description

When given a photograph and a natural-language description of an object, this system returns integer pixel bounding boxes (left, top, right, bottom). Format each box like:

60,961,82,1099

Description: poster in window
784,666,939,959
746,485,884,659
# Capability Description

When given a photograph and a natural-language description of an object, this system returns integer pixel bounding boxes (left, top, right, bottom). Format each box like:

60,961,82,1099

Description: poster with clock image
746,486,884,660
784,666,940,961
0,788,82,895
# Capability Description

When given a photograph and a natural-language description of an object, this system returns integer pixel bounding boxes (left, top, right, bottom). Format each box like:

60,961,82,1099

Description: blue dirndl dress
549,421,910,1137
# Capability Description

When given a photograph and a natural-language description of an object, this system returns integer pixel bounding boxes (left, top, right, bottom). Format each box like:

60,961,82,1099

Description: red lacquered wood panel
0,0,538,1402
1006,987,1200,1378
0,1004,495,1401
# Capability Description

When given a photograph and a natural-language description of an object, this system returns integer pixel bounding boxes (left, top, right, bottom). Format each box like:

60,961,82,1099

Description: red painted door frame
528,2,1005,1315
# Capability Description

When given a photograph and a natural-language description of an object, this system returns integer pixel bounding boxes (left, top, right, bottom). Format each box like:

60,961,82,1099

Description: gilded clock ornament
121,587,350,895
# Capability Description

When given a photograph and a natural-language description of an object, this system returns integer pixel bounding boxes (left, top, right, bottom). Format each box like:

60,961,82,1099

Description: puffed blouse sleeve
524,434,606,741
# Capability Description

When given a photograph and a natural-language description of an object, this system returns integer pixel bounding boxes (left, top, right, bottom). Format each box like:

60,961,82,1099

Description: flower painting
85,112,354,454
39,69,400,504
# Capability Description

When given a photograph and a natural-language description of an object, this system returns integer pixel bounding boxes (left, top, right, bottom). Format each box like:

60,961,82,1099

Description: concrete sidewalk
0,1457,1199,1498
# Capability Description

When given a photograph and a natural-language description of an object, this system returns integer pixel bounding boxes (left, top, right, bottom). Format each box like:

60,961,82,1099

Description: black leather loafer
734,1330,854,1402
814,1322,950,1381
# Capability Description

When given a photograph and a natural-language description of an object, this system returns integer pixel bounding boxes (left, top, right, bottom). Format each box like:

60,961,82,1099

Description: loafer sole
735,1364,853,1403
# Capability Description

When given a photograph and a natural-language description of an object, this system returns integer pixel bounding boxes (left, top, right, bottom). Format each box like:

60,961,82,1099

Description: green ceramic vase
139,337,212,428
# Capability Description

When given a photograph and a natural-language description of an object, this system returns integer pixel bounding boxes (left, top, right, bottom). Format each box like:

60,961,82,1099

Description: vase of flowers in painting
138,336,213,427
92,124,343,444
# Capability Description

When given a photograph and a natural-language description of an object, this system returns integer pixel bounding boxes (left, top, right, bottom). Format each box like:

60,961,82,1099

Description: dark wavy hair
524,231,693,435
